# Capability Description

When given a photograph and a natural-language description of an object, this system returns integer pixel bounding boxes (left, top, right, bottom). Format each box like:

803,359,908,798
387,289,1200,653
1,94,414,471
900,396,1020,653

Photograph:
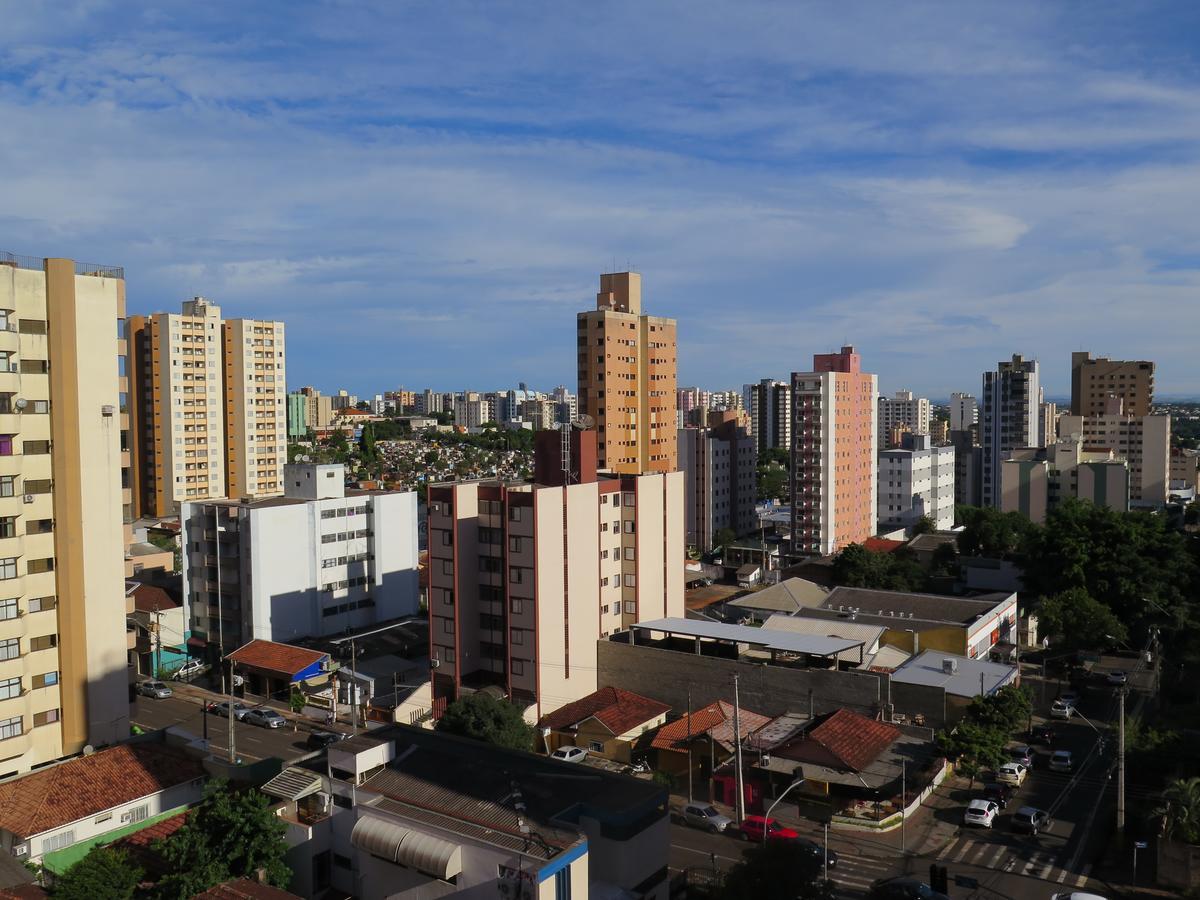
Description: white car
1049,750,1073,773
1050,700,1075,720
996,762,1028,787
243,708,286,729
963,799,999,828
551,745,588,764
1050,894,1109,900
1106,671,1128,686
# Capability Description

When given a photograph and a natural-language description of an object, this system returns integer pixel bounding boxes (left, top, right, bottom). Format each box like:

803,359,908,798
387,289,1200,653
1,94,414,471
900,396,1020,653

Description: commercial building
949,393,978,432
0,253,132,777
748,378,791,454
1071,352,1155,418
427,430,684,719
181,463,419,655
1058,401,1171,506
981,354,1040,508
127,298,286,517
790,347,879,557
878,391,931,449
878,433,955,533
577,272,678,474
677,412,757,550
1000,439,1129,524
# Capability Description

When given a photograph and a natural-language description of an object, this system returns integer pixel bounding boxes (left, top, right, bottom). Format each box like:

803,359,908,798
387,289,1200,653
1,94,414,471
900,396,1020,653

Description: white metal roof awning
261,767,324,802
351,815,463,880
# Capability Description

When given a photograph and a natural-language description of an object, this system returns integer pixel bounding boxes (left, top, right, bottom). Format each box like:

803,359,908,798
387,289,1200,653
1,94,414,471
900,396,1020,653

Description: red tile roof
863,538,905,554
777,708,899,772
0,744,206,839
227,640,327,677
651,701,771,752
539,688,670,736
192,880,302,899
131,583,181,612
0,887,47,899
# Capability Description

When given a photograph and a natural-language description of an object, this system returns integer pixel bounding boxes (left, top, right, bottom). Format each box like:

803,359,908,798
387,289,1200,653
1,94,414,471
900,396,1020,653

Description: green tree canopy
1155,776,1200,844
53,847,142,900
954,505,1033,559
1035,587,1128,651
831,544,928,592
713,527,737,551
435,693,535,752
912,515,935,536
935,719,1007,784
719,839,836,900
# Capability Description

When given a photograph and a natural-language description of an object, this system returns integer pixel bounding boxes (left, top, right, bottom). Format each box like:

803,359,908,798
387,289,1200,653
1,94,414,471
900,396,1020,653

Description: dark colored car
790,837,838,868
1029,724,1055,745
306,730,348,750
982,782,1015,809
867,876,951,900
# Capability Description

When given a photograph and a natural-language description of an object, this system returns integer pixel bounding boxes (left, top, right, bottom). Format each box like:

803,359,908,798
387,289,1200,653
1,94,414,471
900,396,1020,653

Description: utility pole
732,673,745,822
214,506,225,694
227,658,237,764
901,758,907,855
1117,687,1126,832
351,637,359,736
686,685,694,803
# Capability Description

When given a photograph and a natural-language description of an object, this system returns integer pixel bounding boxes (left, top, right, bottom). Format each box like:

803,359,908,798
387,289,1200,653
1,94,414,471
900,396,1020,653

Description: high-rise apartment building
1001,439,1129,524
127,299,286,517
0,253,131,777
949,392,978,432
748,379,791,454
1038,395,1058,448
877,390,931,449
577,272,677,474
790,347,878,557
678,412,757,550
1071,352,1155,418
1059,399,1170,506
980,354,1040,508
286,392,308,441
427,431,684,718
878,433,955,533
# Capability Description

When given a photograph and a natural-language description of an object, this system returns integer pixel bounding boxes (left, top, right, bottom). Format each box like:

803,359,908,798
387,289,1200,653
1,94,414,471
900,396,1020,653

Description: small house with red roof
650,700,772,791
538,687,670,763
227,639,332,699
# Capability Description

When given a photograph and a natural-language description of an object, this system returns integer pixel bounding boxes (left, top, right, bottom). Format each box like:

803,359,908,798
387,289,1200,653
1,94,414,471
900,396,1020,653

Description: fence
0,251,124,280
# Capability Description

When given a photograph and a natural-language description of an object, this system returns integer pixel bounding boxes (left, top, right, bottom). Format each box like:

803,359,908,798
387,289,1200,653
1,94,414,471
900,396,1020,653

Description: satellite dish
82,744,95,756
13,397,27,411
301,455,312,463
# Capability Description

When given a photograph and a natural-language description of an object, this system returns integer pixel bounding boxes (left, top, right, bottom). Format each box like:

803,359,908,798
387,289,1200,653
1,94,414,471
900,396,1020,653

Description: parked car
171,659,207,681
867,876,950,900
680,803,733,834
1050,700,1075,720
1008,744,1035,767
1058,690,1081,707
243,708,286,729
306,730,348,750
996,762,1028,786
737,815,799,843
1011,806,1052,835
1050,893,1109,900
1029,724,1055,745
207,700,249,720
137,680,173,699
550,745,588,764
1049,750,1073,773
1106,671,1128,686
963,799,999,828
982,782,1015,809
791,837,838,868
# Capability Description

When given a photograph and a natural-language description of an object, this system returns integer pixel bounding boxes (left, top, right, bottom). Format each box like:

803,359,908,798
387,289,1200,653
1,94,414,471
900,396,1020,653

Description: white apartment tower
949,392,978,432
877,390,931,448
878,434,956,533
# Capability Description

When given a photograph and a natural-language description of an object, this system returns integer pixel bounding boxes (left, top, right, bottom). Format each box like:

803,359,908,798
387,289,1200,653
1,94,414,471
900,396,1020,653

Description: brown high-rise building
1070,352,1154,418
577,272,677,474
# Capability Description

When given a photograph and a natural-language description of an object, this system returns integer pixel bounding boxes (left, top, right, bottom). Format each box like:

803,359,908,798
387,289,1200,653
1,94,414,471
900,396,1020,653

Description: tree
831,544,927,592
154,781,290,898
935,720,1007,785
359,423,377,462
719,839,836,900
1035,587,1128,651
436,693,535,752
931,541,958,574
954,505,1033,559
759,447,789,469
967,685,1032,734
1155,776,1200,844
912,515,935,536
713,528,737,551
53,847,142,900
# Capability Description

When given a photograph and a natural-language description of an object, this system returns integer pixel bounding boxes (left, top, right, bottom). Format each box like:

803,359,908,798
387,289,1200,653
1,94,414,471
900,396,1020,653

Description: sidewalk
164,678,320,731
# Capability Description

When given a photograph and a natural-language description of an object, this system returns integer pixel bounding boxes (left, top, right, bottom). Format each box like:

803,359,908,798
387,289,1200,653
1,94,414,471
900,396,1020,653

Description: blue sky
4,2,1200,398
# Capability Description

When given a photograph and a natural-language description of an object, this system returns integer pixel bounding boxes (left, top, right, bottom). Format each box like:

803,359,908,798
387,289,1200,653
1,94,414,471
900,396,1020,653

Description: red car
737,815,799,842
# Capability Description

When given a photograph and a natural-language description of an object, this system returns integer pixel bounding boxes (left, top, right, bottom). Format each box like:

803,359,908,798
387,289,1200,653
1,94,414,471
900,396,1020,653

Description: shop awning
350,815,462,880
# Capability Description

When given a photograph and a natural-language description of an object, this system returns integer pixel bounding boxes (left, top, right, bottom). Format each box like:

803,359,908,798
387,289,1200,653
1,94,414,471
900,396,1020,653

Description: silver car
681,802,733,833
243,708,287,729
137,680,173,699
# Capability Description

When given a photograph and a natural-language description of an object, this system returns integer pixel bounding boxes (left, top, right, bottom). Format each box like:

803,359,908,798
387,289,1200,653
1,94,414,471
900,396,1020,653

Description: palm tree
1155,777,1200,843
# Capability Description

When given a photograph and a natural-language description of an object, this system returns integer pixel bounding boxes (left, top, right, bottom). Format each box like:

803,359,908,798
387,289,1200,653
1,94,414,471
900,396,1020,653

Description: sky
3,2,1200,399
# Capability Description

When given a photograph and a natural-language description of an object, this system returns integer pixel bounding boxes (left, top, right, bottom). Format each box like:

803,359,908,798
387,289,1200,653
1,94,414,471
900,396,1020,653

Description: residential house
650,700,771,788
539,687,670,763
725,577,829,622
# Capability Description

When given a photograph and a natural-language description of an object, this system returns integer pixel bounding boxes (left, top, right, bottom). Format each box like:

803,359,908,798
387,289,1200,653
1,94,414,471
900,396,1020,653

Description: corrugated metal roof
632,617,864,658
761,614,884,646
350,815,462,880
260,768,324,802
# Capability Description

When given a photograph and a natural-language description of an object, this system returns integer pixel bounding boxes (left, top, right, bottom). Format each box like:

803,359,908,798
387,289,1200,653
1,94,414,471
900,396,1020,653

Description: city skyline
4,4,1200,396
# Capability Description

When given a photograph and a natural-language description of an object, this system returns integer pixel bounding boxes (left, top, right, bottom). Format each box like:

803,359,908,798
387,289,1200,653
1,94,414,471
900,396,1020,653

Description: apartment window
0,638,17,660
0,716,21,741
22,441,49,456
31,671,57,688
33,709,59,727
31,400,49,414
438,529,451,546
510,598,523,615
508,536,522,553
0,598,15,620
0,476,12,497
27,558,53,575
0,677,20,700
623,547,636,561
623,520,635,534
30,635,57,652
442,619,455,635
623,492,635,507
589,740,604,753
444,648,455,663
601,549,608,559
27,596,55,612
623,574,636,587
0,558,15,580
510,628,523,646
0,436,11,456
509,567,524,585
441,559,453,575
123,804,149,825
511,659,524,676
508,506,523,522
623,601,636,614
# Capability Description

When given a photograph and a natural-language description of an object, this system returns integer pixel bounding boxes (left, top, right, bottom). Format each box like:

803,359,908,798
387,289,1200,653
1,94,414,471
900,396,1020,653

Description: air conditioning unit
942,658,959,675
23,494,34,504
11,844,26,857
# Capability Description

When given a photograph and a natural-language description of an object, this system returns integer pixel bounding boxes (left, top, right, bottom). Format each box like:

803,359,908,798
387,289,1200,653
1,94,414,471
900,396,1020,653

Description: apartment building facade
181,464,419,653
127,299,286,517
949,392,978,432
878,433,955,533
1071,352,1155,418
577,272,678,474
677,413,757,550
981,354,1040,508
1059,403,1170,506
1001,440,1130,524
790,347,879,557
877,391,931,449
748,378,791,454
427,432,684,718
0,253,132,778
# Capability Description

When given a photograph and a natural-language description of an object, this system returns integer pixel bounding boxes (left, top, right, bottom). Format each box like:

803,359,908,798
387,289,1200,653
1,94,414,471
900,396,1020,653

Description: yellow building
127,299,286,517
577,272,678,474
0,253,132,778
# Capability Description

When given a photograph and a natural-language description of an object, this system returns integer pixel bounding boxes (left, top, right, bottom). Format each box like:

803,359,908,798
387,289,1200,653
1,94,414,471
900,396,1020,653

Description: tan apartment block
1059,408,1170,506
427,432,684,719
223,318,286,499
1071,352,1155,418
0,253,131,778
577,272,677,474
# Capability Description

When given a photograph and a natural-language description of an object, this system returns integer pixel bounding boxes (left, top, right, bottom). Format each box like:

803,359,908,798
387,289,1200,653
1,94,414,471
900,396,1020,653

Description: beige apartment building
1001,439,1130,524
1071,352,1155,418
128,300,286,517
0,253,132,778
427,431,684,719
577,272,678,474
1059,400,1170,506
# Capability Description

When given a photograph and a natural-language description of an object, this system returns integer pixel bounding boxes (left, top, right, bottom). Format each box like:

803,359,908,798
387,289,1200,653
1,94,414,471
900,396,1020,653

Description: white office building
181,463,419,651
878,433,956,533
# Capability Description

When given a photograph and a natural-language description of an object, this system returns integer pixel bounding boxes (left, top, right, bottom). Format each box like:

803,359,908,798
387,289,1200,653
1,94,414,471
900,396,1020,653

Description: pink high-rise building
790,346,879,556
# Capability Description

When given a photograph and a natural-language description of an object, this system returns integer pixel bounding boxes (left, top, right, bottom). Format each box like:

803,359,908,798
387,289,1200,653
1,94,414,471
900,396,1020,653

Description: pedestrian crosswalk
822,852,893,895
934,834,1075,884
